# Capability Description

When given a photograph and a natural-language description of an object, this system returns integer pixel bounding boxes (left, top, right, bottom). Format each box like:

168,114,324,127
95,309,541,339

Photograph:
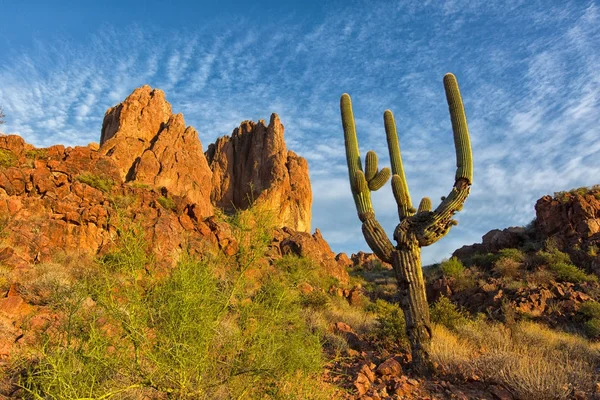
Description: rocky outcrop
98,86,312,231
99,85,213,218
453,227,529,260
206,114,312,232
0,135,235,268
270,227,349,285
535,189,600,248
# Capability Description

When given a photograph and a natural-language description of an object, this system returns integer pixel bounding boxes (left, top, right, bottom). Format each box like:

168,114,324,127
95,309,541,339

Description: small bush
579,301,600,319
300,290,330,310
76,173,114,193
157,195,177,211
498,248,525,263
584,318,600,338
370,299,407,347
526,269,555,287
549,261,596,284
466,252,497,268
493,257,521,280
25,148,49,161
0,149,17,168
430,295,469,330
440,257,465,279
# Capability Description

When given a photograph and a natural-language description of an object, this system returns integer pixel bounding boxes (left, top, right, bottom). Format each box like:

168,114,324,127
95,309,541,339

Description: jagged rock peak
98,85,213,218
206,113,312,233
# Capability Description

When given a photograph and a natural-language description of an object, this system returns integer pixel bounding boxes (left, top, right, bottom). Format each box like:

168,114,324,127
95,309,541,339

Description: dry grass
431,320,600,399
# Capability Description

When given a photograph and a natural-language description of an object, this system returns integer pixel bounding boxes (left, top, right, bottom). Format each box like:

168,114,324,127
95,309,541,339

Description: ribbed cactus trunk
393,247,432,371
340,73,472,375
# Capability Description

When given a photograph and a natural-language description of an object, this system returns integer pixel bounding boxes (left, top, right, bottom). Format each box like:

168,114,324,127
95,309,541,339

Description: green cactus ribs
339,73,473,374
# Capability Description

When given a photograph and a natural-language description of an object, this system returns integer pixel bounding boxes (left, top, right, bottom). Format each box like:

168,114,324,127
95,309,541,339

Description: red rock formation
270,227,349,285
0,135,235,268
535,190,600,247
206,114,312,232
99,85,213,218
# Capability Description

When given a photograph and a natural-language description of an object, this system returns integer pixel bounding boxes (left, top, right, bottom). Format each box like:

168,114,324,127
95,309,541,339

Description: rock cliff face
99,85,214,218
0,135,236,268
455,187,600,260
99,85,311,232
535,190,600,248
206,114,312,232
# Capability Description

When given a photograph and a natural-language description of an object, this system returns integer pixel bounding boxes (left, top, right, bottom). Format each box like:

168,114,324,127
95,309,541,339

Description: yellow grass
431,320,600,399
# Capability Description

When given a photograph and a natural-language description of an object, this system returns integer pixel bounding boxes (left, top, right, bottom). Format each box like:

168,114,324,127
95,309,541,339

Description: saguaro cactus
340,73,472,373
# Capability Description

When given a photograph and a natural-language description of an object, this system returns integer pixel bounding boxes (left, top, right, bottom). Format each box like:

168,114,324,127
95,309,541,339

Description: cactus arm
368,167,391,191
416,74,472,247
444,73,472,185
365,150,378,181
341,93,374,221
384,110,413,219
341,93,395,263
417,197,432,213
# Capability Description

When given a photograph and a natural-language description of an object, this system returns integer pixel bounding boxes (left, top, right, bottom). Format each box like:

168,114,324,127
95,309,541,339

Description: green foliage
369,299,407,347
466,252,498,268
430,295,469,330
498,248,525,263
583,318,600,338
0,148,17,168
549,262,596,283
25,148,49,161
579,301,600,319
535,245,597,284
17,206,331,399
578,302,600,338
157,195,177,211
440,257,465,279
76,173,115,193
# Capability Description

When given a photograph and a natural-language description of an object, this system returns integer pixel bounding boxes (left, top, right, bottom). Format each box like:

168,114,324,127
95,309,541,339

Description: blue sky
1,1,599,264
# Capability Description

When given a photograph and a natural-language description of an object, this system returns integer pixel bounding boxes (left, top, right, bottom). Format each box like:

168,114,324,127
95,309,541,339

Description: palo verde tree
340,73,472,373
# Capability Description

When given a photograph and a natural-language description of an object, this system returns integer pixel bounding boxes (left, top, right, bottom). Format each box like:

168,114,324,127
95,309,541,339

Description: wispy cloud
0,1,598,264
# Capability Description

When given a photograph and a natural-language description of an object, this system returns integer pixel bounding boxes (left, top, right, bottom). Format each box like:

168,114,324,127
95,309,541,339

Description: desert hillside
0,87,599,399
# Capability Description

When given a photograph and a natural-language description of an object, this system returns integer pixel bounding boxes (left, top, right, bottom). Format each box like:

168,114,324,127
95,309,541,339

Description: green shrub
25,148,48,161
369,299,407,347
157,195,177,211
466,252,497,268
440,257,466,279
300,290,330,310
584,318,600,338
498,248,525,263
548,261,596,284
579,301,600,319
0,149,17,168
493,257,521,280
76,173,114,193
430,295,469,330
17,205,331,399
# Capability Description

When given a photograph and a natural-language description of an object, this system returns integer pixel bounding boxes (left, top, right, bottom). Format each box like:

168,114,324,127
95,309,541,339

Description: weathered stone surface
206,114,311,232
375,358,402,377
270,227,349,285
536,191,600,247
453,227,527,260
99,85,213,218
351,251,392,270
0,135,234,268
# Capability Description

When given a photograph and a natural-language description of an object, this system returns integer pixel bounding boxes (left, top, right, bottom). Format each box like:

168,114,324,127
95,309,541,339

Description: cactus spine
340,73,472,374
